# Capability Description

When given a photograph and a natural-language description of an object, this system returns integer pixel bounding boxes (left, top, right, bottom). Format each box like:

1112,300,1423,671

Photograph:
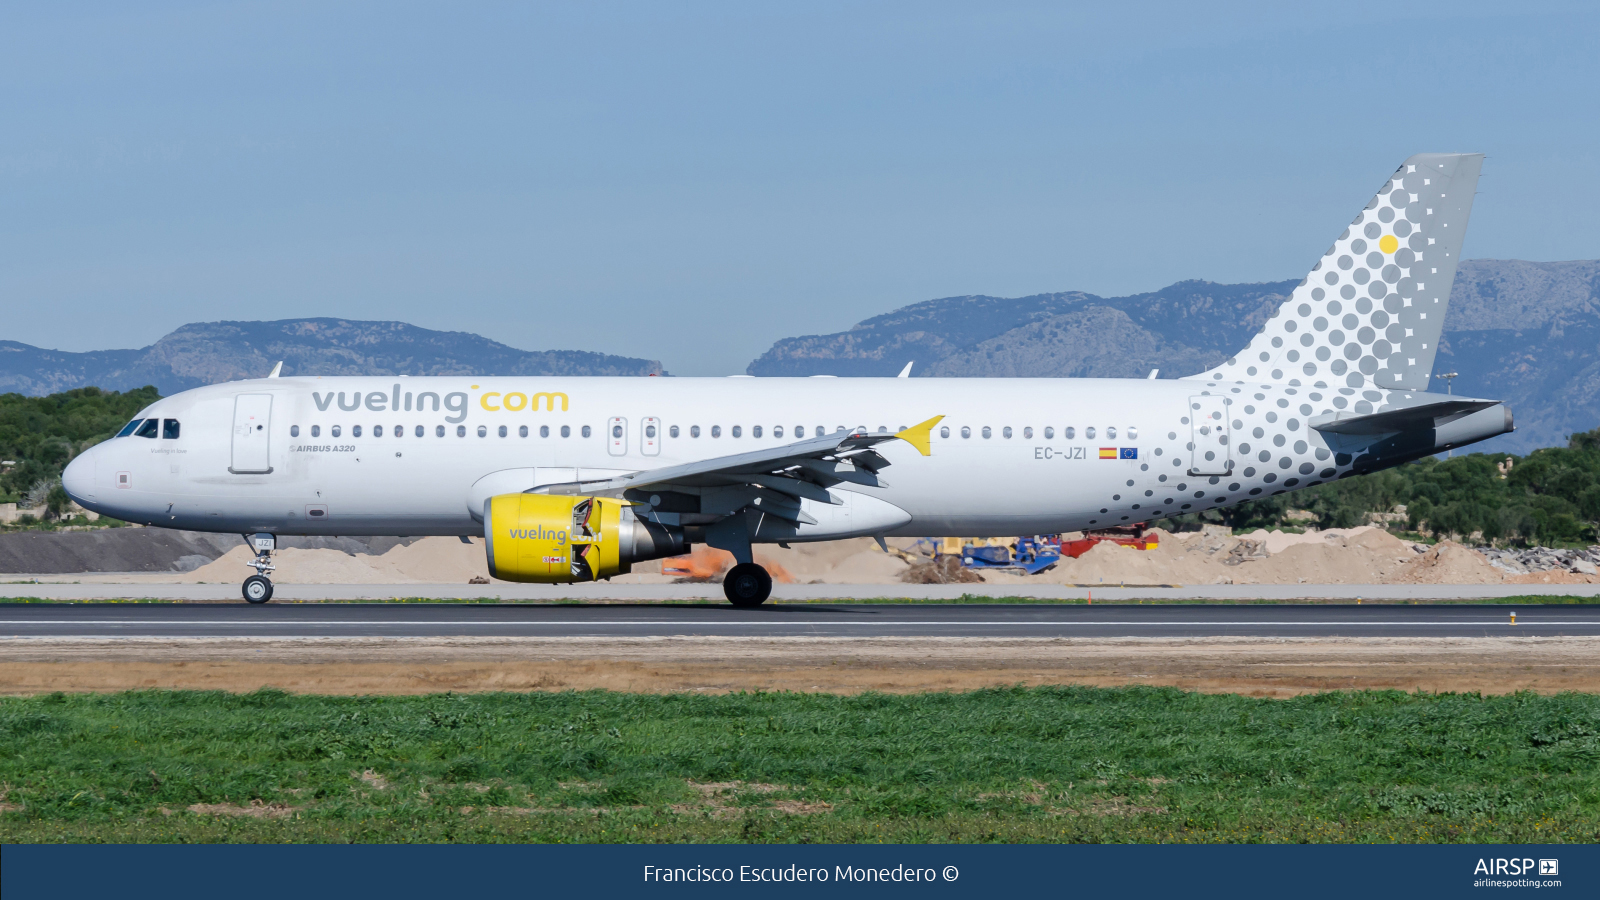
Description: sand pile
172,527,1526,587
976,526,1481,587
1391,540,1508,585
184,538,497,585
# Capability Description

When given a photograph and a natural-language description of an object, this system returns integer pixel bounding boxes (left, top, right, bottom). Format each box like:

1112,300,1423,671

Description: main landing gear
242,533,276,604
723,563,773,608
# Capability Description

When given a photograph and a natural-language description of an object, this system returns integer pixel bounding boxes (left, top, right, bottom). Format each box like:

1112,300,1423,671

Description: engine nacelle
483,494,684,583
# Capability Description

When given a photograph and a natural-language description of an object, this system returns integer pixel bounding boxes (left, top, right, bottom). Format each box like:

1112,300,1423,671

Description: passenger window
1044,427,1054,439
457,425,466,437
1063,426,1074,439
135,419,159,439
416,425,425,438
711,425,721,438
1002,427,1012,439
612,424,623,438
290,425,300,438
519,425,528,438
772,426,782,438
477,426,487,437
670,425,680,438
117,419,143,438
1107,426,1117,439
332,425,342,438
795,426,805,438
732,425,742,438
960,426,971,439
581,425,591,438
436,425,445,437
498,425,508,437
877,426,888,433
752,425,762,438
561,425,571,438
1128,427,1138,439
982,426,992,439
1022,427,1032,439
1085,427,1095,439
691,425,700,438
646,424,657,438
394,424,404,437
311,425,321,438
939,426,950,438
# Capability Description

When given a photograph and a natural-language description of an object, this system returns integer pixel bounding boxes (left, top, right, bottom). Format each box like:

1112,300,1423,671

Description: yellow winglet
895,415,944,457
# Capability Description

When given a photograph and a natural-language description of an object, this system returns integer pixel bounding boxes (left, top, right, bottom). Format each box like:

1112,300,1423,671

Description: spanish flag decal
1098,447,1118,459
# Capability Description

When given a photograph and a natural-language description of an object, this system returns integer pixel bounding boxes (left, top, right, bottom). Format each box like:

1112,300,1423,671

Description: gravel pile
1479,546,1600,576
0,529,421,574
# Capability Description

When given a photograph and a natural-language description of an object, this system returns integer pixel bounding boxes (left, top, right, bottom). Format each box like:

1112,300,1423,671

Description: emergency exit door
230,394,274,474
607,417,628,456
641,417,661,456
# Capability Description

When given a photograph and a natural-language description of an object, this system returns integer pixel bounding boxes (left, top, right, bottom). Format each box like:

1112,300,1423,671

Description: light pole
1437,372,1459,457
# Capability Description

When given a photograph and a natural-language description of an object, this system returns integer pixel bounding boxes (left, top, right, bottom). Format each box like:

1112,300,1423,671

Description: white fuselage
63,374,1446,540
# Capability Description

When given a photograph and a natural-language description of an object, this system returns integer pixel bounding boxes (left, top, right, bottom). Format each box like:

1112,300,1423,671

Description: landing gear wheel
723,563,772,608
243,575,274,604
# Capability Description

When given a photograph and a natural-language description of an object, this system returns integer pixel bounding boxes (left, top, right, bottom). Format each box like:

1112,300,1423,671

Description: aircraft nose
62,447,99,504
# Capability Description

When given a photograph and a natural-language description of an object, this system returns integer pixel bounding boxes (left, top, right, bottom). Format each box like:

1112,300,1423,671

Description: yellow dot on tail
1379,234,1399,254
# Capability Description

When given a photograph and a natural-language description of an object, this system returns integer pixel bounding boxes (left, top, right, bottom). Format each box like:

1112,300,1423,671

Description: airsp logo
1473,858,1551,876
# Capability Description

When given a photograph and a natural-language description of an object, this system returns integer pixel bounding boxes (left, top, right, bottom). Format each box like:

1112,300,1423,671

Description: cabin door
230,394,274,474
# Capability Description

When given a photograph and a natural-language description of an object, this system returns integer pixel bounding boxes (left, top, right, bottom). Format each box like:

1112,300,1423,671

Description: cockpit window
116,419,143,438
134,419,159,439
163,419,180,440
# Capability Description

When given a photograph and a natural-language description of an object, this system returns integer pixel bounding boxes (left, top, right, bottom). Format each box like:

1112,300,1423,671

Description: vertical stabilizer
1191,153,1482,390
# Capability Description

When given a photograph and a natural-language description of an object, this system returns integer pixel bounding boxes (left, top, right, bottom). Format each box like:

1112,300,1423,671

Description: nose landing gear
242,533,276,604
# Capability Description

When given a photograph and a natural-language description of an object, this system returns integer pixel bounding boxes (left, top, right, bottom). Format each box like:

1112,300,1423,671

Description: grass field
1,686,1596,843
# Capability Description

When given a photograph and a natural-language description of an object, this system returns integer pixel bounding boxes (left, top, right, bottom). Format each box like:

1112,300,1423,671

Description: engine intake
484,494,684,583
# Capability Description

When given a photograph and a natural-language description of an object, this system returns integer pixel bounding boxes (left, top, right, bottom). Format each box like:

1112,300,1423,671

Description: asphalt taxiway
0,602,1593,639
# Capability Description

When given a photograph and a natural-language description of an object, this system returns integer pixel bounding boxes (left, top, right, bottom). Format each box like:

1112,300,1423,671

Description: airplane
61,153,1511,607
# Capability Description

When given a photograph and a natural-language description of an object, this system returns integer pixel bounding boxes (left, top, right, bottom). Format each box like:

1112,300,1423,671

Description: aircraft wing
534,416,943,525
1309,397,1500,435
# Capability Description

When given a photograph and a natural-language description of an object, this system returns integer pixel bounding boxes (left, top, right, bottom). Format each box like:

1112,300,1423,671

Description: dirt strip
2,636,1597,697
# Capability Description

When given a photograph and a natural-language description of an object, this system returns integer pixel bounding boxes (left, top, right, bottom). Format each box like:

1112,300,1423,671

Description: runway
1,602,1594,638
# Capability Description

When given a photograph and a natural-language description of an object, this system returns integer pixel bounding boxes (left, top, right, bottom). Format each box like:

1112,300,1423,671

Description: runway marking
2,620,1597,627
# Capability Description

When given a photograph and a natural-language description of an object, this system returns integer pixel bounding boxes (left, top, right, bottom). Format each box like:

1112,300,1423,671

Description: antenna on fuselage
897,361,914,378
267,361,283,378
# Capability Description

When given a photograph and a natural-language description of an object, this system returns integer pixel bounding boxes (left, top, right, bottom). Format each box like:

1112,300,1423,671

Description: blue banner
3,843,1593,899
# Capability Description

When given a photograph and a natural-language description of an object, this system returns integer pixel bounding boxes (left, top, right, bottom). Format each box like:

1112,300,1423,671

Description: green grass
1,686,1596,843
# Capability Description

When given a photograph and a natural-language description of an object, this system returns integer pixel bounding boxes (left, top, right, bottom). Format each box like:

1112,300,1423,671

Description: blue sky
2,1,1596,375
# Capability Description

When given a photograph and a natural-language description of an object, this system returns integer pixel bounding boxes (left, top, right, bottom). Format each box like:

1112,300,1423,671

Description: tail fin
1191,153,1483,391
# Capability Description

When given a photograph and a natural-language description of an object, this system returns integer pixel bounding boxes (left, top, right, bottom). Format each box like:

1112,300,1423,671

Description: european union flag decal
1119,447,1138,460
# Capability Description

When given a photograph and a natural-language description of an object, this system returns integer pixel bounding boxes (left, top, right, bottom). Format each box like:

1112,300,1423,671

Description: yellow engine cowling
483,494,684,583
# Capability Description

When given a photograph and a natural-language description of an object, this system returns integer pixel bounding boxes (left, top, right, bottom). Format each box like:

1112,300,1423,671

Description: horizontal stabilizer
1309,398,1499,435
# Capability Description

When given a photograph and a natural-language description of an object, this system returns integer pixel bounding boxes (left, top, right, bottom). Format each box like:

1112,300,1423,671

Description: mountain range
0,319,664,396
2,259,1593,455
